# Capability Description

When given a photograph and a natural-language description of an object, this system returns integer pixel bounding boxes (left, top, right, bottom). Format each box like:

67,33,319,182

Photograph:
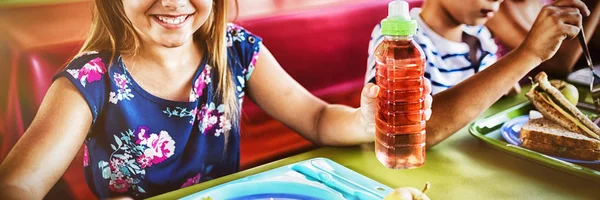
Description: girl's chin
154,37,191,48
160,42,186,48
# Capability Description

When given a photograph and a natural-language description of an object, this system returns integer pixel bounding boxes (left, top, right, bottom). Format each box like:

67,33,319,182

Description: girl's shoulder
62,50,113,78
64,50,114,72
225,24,262,79
54,50,114,123
226,23,262,48
60,50,114,87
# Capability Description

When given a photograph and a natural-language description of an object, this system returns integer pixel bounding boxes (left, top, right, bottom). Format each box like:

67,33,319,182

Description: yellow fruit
550,80,579,105
384,187,419,200
560,83,579,105
384,183,430,200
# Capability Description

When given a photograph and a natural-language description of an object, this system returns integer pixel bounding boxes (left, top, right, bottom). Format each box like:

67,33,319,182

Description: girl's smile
124,0,211,48
152,14,194,29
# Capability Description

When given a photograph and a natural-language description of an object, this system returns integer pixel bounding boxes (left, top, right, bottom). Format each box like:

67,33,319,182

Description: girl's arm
0,78,92,199
247,45,432,146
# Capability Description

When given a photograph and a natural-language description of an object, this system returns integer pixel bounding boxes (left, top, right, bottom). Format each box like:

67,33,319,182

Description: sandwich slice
520,118,600,161
526,72,600,140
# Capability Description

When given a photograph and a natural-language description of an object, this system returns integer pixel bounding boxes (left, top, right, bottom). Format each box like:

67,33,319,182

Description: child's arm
538,0,600,76
0,78,91,199
487,0,600,76
246,45,432,146
425,0,591,148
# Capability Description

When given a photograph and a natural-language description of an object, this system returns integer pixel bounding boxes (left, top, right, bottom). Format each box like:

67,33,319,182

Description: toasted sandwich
520,72,600,161
526,72,600,140
520,118,600,161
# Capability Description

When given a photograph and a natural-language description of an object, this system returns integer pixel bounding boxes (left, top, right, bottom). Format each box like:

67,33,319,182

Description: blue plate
501,115,600,164
185,180,341,200
181,158,392,200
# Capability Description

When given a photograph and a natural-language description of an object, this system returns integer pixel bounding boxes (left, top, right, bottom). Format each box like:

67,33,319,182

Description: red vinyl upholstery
0,0,423,199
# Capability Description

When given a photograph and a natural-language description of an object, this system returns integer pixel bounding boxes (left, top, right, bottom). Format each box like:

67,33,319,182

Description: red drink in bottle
374,0,426,169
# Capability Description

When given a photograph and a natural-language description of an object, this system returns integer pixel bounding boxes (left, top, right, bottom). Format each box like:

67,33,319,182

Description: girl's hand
519,0,590,62
360,79,433,136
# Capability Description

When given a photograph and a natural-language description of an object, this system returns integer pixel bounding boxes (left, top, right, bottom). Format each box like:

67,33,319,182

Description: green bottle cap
381,0,417,36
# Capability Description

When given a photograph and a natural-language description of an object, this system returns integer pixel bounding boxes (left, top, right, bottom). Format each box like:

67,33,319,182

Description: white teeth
157,15,187,25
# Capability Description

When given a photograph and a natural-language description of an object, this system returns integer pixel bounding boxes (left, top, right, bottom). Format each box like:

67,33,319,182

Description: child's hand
360,79,433,136
520,0,590,62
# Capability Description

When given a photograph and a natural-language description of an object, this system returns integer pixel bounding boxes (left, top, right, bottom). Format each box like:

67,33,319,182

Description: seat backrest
15,42,83,128
236,0,423,92
236,1,387,92
0,42,81,161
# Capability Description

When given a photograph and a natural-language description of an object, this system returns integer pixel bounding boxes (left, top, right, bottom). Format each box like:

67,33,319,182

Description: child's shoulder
66,50,113,70
226,23,262,47
226,23,251,35
224,24,262,79
60,50,112,86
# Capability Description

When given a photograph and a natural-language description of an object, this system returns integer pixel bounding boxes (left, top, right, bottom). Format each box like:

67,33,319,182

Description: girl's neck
419,2,464,42
124,39,203,71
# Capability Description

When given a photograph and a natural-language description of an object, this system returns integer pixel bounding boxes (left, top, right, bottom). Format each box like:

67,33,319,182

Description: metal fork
577,28,600,114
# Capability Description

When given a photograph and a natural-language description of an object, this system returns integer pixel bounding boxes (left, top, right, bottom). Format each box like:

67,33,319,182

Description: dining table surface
150,85,599,200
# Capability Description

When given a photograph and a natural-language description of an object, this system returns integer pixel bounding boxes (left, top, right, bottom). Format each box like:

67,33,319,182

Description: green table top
151,87,599,200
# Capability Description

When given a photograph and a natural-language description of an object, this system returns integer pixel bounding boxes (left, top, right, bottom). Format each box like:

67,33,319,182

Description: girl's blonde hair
79,0,239,136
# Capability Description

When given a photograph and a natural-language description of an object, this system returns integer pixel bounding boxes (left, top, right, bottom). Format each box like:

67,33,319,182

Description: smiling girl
0,0,433,199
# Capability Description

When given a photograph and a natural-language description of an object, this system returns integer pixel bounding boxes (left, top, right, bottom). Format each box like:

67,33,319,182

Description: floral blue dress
53,24,262,198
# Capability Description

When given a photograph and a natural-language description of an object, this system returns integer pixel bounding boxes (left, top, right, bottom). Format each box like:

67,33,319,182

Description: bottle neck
384,35,413,41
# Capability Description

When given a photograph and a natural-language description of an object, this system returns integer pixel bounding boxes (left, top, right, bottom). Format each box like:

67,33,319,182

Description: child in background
0,0,435,199
487,0,600,76
365,0,590,147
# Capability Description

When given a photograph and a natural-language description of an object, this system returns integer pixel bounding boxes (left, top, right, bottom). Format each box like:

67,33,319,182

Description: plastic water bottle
374,0,426,169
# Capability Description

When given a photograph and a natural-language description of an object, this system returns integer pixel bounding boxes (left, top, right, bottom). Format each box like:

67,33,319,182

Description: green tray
469,102,600,182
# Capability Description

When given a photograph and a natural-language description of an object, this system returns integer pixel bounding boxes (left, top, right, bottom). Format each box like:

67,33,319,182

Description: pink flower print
78,57,106,86
190,65,212,102
83,144,89,167
200,114,217,133
135,126,151,144
198,103,218,133
113,73,129,92
181,173,202,188
136,155,153,169
109,72,134,104
114,170,124,179
250,51,259,68
140,131,176,164
219,116,232,132
109,178,130,193
110,158,124,171
190,76,206,101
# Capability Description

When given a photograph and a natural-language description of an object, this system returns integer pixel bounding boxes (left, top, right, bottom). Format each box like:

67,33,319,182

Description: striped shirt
365,8,498,94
